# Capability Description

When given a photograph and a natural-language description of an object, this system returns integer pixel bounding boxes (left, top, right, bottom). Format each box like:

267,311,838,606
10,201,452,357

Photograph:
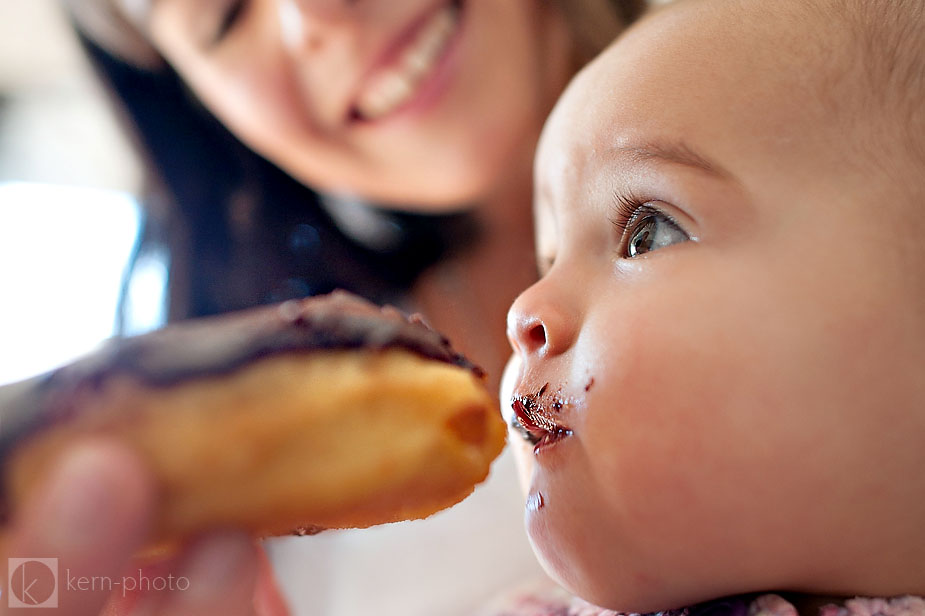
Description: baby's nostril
527,323,546,348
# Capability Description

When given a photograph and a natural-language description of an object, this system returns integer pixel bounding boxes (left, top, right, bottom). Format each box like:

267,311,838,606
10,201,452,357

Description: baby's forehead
538,3,815,183
538,0,924,200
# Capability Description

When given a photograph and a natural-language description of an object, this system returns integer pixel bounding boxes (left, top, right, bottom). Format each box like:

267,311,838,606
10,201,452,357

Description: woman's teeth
354,3,459,121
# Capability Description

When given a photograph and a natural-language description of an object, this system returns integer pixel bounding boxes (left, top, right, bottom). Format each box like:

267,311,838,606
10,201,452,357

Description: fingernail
180,532,255,602
37,443,132,549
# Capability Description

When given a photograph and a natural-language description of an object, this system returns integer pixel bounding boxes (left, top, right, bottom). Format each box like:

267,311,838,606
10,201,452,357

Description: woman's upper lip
345,0,452,121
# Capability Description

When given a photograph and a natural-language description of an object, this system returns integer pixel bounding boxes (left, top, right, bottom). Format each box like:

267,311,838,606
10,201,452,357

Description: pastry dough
0,292,505,550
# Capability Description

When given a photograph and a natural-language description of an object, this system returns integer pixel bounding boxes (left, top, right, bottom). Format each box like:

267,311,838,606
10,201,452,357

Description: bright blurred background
0,0,161,386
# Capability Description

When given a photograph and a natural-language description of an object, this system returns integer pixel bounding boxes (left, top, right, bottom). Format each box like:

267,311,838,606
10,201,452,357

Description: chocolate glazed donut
0,291,506,552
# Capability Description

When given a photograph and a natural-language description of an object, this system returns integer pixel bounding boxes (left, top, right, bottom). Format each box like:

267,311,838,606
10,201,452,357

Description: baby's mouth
510,384,573,453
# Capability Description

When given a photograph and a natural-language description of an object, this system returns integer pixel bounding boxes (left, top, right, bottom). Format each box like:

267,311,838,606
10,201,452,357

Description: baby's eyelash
610,190,649,235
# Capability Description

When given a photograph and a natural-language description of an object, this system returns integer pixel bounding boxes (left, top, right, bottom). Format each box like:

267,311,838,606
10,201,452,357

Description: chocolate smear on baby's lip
512,382,571,436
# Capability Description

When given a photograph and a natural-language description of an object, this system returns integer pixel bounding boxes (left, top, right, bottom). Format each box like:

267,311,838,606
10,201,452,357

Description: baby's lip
509,383,573,451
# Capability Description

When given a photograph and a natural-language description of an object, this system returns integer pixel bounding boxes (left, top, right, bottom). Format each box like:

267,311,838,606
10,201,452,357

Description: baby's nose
506,281,576,358
508,315,547,355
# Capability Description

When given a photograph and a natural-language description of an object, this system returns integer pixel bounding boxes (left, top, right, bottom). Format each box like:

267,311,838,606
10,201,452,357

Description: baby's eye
624,209,690,258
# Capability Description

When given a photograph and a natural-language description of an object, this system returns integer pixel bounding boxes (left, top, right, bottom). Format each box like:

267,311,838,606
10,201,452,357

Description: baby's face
504,0,925,611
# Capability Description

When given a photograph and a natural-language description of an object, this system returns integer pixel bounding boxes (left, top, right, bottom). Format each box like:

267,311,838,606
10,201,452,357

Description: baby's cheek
574,317,758,583
578,322,698,501
579,314,823,604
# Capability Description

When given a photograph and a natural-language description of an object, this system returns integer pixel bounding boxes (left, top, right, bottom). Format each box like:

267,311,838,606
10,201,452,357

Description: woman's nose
506,278,577,359
276,0,358,50
281,0,357,17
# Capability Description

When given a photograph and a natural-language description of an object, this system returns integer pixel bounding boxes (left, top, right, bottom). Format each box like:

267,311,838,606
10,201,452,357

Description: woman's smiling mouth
351,0,463,122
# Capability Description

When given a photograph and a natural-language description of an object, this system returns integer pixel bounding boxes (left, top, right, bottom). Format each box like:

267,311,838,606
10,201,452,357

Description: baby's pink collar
569,593,925,616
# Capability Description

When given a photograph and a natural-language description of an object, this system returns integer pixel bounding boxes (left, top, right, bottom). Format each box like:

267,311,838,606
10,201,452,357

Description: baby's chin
552,568,716,616
526,520,665,613
529,522,764,615
540,557,671,615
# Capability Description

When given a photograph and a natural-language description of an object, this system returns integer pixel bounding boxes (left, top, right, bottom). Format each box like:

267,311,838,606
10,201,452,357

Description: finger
101,554,180,615
105,540,286,616
132,531,259,616
1,439,156,616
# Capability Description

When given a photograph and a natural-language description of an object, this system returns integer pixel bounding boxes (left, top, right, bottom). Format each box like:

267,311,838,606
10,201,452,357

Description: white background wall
0,0,148,385
0,0,141,190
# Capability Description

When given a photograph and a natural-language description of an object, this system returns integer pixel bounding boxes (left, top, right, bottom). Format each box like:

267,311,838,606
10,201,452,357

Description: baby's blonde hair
810,0,925,172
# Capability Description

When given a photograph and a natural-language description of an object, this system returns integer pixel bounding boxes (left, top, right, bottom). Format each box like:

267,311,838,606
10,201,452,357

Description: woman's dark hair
73,0,643,326
78,34,478,326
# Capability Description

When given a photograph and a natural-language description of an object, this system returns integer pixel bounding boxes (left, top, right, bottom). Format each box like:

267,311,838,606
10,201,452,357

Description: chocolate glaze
290,525,327,537
0,291,484,521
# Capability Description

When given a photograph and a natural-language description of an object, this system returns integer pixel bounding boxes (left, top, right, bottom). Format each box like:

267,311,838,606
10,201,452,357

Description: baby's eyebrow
615,141,735,182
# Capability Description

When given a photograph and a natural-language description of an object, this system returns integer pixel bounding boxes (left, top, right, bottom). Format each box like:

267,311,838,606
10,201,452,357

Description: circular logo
11,560,56,605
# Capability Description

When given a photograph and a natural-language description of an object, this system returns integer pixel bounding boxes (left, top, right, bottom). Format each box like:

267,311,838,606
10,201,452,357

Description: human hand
1,440,289,615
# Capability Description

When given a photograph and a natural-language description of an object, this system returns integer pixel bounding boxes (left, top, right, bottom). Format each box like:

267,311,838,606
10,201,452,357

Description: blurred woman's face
125,0,572,210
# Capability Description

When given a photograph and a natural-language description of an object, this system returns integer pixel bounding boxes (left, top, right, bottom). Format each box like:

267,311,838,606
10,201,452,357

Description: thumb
1,439,156,615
